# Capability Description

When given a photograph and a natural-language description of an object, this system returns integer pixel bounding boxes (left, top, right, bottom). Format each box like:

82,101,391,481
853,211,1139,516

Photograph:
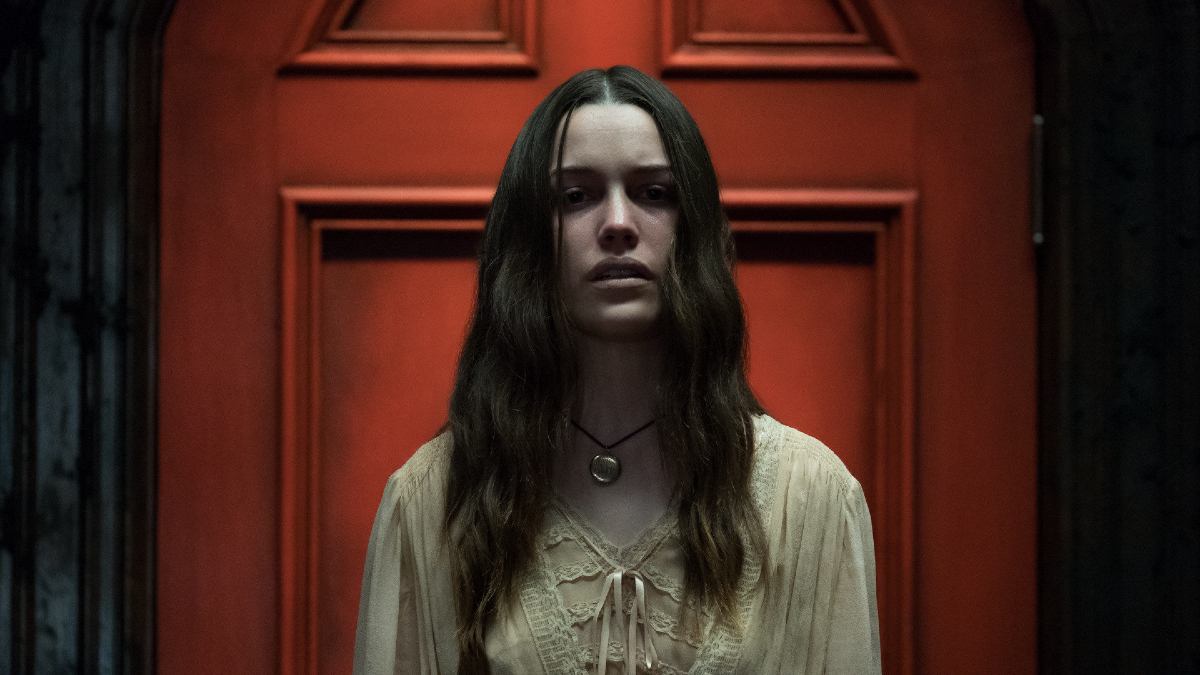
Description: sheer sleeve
353,472,421,675
824,478,882,675
352,442,458,675
742,426,883,674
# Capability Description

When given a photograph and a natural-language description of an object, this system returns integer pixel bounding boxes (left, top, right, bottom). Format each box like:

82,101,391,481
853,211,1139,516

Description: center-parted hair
444,65,766,673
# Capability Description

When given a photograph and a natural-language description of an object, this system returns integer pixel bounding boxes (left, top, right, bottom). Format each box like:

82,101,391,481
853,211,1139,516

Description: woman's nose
597,190,638,252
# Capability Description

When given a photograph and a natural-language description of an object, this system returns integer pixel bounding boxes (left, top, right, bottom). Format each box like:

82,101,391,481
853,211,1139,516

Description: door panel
739,229,877,491
311,224,883,675
272,188,914,675
161,0,1035,674
317,229,478,675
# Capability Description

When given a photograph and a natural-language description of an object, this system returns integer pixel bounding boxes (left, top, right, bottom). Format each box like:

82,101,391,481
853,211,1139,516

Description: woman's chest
484,506,757,675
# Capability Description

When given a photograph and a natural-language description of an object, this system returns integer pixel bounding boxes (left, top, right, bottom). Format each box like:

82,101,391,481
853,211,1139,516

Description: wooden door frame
275,185,918,675
3,1,1197,673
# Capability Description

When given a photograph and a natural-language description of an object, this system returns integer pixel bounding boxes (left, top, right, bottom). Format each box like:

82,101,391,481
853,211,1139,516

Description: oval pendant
590,453,621,484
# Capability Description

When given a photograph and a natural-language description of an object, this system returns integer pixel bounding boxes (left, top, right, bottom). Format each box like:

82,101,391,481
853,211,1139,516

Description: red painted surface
160,1,1036,674
660,0,913,73
271,186,914,674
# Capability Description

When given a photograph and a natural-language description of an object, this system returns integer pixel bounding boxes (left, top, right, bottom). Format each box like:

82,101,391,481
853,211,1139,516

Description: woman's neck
572,334,662,436
556,333,675,545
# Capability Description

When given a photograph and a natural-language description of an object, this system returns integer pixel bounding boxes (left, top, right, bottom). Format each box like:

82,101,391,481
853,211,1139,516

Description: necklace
571,418,656,485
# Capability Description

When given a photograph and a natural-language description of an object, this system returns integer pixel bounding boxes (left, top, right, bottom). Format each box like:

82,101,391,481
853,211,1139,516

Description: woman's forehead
551,103,669,169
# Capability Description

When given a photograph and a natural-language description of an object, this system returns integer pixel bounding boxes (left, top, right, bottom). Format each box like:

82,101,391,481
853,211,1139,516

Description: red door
159,1,1037,674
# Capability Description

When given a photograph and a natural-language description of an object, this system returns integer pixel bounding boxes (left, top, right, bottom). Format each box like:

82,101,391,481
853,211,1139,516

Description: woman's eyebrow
628,164,674,175
554,164,674,175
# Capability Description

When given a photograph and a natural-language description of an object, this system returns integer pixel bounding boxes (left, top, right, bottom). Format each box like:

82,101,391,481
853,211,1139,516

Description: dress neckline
516,416,782,674
548,489,677,570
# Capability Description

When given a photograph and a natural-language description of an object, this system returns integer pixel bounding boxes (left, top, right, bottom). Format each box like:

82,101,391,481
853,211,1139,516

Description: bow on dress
594,569,659,675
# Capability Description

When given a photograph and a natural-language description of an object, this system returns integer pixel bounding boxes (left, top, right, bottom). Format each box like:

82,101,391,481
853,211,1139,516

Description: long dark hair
445,65,765,672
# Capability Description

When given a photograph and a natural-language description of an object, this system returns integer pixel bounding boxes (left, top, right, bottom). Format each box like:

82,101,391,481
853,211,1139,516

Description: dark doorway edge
1026,1,1200,674
0,1,175,673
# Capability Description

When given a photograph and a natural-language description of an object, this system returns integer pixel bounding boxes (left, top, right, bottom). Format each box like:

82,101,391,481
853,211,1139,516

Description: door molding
277,184,916,675
659,0,914,75
280,0,540,74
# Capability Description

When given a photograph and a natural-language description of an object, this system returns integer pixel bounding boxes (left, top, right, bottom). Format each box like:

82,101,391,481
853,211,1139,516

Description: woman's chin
573,313,663,343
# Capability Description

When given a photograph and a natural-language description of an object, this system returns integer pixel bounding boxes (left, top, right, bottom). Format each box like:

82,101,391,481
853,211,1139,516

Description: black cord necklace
571,418,656,485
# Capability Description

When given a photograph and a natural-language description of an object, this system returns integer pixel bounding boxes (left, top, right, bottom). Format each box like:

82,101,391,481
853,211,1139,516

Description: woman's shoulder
380,429,453,511
753,414,862,500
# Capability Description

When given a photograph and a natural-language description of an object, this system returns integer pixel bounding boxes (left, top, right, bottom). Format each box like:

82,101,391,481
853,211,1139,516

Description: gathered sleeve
824,479,882,675
353,441,458,675
353,472,420,675
745,428,882,675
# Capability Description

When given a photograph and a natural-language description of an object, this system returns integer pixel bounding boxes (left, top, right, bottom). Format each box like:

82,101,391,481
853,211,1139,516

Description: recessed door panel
293,194,911,675
317,229,478,674
738,230,877,494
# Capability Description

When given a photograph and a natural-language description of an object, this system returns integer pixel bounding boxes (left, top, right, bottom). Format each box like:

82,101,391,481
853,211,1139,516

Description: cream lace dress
352,415,881,674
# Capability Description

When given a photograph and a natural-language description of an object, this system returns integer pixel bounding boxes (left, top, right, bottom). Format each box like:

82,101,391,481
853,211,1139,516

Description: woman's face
553,103,679,342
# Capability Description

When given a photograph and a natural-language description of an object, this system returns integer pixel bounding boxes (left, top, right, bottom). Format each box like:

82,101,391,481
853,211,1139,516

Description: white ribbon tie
594,569,659,675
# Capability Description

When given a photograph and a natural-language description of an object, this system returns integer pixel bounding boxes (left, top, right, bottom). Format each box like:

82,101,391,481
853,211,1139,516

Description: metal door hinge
1031,114,1045,246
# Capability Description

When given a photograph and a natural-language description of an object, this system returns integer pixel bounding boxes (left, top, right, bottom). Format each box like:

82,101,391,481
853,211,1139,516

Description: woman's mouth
588,258,655,283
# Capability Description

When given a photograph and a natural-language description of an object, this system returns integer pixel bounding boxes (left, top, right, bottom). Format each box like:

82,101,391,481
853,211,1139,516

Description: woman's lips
587,257,655,283
591,276,651,289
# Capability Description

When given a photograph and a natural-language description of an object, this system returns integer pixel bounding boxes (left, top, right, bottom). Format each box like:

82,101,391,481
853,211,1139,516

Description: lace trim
565,600,594,626
576,643,689,675
657,662,688,675
520,549,588,675
639,563,683,605
543,521,577,548
580,638,624,661
751,414,782,515
551,559,604,585
688,414,783,675
551,495,675,571
568,598,705,652
563,596,646,624
521,415,786,675
648,607,704,648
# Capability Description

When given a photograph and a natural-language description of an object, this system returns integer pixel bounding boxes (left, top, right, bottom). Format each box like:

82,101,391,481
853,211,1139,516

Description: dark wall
1,0,170,673
1027,1,1200,673
1,1,1196,674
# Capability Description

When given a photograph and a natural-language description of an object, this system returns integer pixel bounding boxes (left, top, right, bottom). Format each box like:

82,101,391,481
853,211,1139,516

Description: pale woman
353,66,882,675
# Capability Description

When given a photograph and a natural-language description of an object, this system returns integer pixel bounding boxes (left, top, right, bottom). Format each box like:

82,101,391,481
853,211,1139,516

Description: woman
353,66,881,675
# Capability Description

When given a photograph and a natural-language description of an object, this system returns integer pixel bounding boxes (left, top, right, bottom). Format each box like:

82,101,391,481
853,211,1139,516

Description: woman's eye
640,185,674,201
564,189,587,205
